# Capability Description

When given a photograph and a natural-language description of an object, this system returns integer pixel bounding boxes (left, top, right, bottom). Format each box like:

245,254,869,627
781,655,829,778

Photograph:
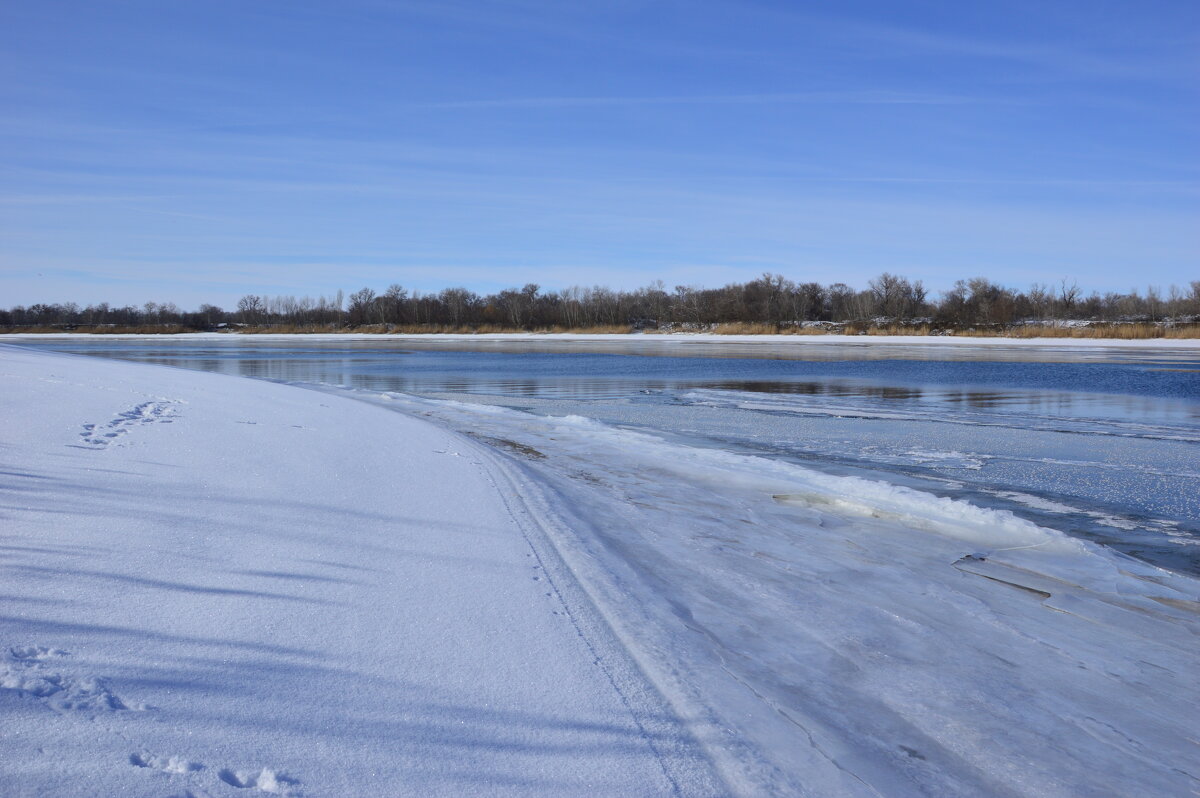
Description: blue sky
2,0,1196,308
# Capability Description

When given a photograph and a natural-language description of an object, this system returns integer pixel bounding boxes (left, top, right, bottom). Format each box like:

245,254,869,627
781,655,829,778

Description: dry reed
956,324,1200,340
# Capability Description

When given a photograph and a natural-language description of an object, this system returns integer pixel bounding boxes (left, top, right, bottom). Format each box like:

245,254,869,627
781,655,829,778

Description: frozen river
21,335,1200,575
12,334,1200,796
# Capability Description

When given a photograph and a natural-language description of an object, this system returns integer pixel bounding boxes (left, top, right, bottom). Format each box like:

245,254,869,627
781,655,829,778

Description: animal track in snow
78,400,180,448
1,645,139,714
129,752,203,773
126,753,299,796
9,645,68,661
218,767,302,795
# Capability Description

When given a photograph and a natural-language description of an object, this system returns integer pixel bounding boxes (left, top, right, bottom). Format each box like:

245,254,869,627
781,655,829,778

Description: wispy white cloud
852,23,1183,81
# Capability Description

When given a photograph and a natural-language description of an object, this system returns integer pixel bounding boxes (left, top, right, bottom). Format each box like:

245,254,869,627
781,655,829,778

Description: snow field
0,346,721,797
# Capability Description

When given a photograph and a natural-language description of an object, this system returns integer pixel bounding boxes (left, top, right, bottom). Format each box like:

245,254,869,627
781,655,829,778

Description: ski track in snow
468,440,708,796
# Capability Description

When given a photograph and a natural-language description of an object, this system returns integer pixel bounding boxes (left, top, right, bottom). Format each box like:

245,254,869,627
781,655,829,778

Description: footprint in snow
1,645,140,714
130,752,203,773
77,400,180,449
129,754,299,797
9,645,69,661
218,767,302,795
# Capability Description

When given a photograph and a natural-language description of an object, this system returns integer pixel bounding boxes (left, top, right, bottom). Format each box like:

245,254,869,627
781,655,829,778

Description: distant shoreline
5,330,1200,348
5,317,1200,342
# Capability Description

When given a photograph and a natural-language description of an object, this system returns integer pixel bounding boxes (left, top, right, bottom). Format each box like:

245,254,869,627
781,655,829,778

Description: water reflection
18,338,1200,423
706,380,1198,426
715,381,926,401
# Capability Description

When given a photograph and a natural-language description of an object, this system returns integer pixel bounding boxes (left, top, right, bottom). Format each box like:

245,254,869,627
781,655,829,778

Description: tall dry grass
243,323,635,335
242,323,522,334
859,324,933,336
240,323,337,334
710,322,850,335
545,324,631,334
1,324,191,334
711,322,775,335
957,324,1200,340
710,322,934,336
703,321,1200,338
237,321,1198,338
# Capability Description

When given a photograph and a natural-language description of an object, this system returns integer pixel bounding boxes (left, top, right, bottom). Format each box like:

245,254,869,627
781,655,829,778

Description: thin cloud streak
740,4,1195,82
426,90,990,110
849,21,1190,81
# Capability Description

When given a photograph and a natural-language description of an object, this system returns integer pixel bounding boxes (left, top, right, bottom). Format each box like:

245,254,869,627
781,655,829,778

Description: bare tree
347,288,376,326
237,295,265,325
1059,279,1080,313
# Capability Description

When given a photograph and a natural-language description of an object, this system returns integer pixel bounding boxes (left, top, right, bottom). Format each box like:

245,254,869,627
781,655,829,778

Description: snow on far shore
4,331,1200,349
0,345,721,797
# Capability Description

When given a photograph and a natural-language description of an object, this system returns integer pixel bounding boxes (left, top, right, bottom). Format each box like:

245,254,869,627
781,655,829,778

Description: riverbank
6,313,1199,340
6,330,1200,348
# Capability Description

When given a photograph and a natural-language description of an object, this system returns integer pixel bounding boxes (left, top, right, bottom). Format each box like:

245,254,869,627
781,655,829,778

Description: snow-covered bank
6,331,1200,349
338,388,1200,797
0,346,720,797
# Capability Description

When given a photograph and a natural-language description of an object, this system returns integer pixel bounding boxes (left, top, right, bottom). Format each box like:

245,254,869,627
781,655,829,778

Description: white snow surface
0,346,721,797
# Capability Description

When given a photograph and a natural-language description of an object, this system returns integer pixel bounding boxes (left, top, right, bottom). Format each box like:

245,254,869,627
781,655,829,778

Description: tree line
5,274,1199,331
